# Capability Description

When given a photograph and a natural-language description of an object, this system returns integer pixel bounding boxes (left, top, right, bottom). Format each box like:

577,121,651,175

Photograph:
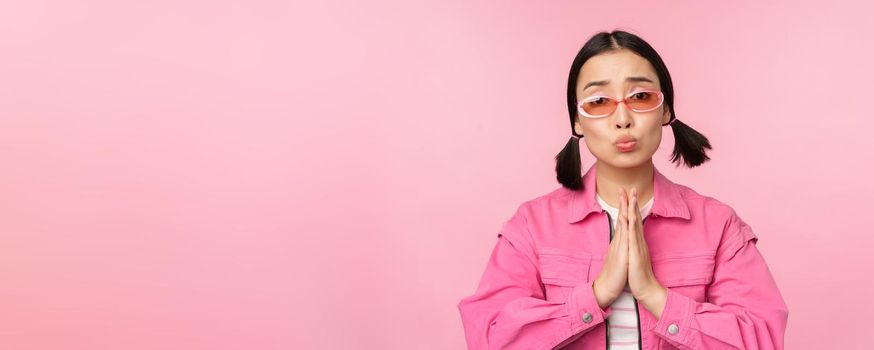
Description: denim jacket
457,165,789,349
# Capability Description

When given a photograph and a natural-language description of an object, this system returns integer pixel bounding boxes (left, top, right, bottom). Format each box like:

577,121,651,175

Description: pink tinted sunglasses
577,90,665,119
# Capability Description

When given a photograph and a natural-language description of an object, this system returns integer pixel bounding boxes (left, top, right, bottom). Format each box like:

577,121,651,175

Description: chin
597,150,654,168
611,159,648,169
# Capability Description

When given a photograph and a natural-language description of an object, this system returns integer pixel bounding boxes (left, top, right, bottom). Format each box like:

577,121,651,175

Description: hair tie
571,134,580,139
664,118,679,126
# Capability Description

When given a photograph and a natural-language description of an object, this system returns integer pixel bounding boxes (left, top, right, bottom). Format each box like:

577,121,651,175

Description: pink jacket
457,165,789,349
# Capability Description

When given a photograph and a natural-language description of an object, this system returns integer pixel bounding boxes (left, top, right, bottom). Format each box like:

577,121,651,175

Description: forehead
576,49,659,93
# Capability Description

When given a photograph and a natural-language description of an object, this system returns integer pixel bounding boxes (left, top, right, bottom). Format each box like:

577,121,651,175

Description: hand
591,188,630,309
625,187,667,317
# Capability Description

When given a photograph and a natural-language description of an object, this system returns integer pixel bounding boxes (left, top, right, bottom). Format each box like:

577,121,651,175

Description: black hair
555,30,712,191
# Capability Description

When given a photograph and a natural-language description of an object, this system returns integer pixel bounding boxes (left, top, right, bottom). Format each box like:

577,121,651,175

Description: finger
628,191,636,251
628,188,638,229
627,200,637,253
609,189,619,246
619,188,628,227
613,189,622,246
628,188,639,254
618,188,626,233
631,188,649,258
619,188,629,250
632,188,644,237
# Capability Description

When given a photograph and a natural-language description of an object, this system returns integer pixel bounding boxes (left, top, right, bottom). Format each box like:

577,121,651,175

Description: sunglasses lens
580,97,615,117
627,91,662,111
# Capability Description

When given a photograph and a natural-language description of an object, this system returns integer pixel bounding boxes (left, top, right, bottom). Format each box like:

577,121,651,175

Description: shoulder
495,186,573,239
508,185,575,221
673,182,758,252
675,182,740,221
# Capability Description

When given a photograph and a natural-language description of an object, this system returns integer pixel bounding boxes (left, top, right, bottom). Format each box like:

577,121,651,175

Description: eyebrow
583,76,655,91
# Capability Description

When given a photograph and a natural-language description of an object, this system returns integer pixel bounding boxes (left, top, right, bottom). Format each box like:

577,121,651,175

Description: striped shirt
596,193,653,349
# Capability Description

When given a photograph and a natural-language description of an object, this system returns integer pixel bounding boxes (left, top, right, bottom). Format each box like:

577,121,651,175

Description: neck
595,160,655,210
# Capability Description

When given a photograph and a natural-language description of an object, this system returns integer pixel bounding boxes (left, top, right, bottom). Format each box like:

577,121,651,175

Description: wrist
638,285,668,318
592,281,617,309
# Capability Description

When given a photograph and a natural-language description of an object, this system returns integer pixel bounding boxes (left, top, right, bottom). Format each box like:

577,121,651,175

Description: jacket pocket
651,251,715,302
535,247,592,302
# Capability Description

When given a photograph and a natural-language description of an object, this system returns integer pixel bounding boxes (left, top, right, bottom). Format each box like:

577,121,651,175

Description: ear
662,107,672,125
573,117,584,136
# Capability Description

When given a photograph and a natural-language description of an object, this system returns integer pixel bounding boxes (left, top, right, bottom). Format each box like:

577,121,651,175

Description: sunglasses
576,89,665,119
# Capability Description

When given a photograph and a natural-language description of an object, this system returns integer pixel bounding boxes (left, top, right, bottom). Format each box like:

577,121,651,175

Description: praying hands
592,187,668,319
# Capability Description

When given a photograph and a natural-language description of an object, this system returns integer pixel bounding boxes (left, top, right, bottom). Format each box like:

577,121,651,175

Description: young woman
457,30,789,350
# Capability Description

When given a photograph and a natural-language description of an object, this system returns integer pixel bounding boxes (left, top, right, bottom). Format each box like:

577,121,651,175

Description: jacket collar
568,164,691,223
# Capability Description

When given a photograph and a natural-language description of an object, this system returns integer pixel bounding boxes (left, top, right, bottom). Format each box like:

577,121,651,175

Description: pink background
1,0,871,349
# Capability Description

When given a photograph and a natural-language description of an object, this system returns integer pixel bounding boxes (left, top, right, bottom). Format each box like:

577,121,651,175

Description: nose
613,101,633,129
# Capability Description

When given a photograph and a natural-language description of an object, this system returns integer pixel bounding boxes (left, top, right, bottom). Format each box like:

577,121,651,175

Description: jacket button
668,324,679,335
582,312,593,323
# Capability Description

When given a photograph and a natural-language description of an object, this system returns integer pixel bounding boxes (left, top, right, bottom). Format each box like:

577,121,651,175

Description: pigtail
667,117,712,167
554,135,583,190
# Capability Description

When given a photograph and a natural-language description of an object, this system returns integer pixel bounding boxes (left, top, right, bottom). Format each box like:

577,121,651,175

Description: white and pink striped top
596,193,654,350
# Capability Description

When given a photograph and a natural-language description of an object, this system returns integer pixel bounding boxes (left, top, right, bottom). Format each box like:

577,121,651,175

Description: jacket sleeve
457,210,612,350
649,209,790,349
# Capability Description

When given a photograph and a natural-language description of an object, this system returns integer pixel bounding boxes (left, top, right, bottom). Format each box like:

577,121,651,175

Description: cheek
579,128,609,150
647,126,664,149
582,135,616,160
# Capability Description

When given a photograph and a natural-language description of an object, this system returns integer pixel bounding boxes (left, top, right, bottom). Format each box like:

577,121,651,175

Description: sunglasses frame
576,89,665,119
